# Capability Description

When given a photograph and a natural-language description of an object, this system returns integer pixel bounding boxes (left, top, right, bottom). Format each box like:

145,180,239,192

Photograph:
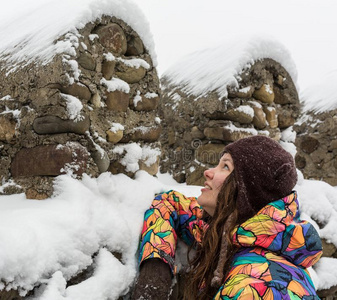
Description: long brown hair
184,172,240,299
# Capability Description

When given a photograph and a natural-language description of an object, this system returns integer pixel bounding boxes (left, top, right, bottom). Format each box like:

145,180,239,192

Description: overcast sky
1,0,336,92
137,0,337,91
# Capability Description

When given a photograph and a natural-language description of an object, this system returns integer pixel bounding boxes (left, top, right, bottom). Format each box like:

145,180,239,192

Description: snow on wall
300,70,337,113
0,0,157,70
0,172,200,298
163,35,298,98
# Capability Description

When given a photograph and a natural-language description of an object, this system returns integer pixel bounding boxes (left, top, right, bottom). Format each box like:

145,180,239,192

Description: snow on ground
162,35,298,99
0,171,199,299
0,0,157,71
300,69,337,113
0,168,336,298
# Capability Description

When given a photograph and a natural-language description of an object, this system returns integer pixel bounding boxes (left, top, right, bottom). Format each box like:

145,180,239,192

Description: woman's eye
223,164,229,170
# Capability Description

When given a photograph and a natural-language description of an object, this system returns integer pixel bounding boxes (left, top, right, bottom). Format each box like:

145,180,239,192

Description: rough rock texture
11,143,89,177
313,238,337,299
294,108,337,186
0,15,161,198
0,289,24,300
160,58,300,185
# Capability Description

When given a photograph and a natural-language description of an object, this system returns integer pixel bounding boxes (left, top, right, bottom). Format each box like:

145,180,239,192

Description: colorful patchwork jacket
138,190,322,299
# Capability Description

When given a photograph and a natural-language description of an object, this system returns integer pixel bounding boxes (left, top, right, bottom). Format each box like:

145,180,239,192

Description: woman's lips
201,183,212,192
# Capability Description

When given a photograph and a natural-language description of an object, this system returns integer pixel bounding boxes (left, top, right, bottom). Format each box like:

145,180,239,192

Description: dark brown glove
131,258,173,300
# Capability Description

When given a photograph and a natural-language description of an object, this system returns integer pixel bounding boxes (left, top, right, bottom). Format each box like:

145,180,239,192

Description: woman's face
197,153,234,216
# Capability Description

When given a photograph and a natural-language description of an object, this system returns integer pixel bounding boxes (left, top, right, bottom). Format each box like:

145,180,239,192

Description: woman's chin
197,194,205,206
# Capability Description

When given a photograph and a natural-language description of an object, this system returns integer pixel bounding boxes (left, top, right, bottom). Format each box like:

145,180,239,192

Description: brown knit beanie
224,135,298,221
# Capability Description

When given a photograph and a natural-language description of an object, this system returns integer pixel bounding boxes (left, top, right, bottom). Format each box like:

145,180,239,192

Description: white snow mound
163,35,298,98
300,70,337,113
0,0,157,70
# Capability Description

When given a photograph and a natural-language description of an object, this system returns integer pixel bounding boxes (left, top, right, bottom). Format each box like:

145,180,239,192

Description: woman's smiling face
197,153,234,216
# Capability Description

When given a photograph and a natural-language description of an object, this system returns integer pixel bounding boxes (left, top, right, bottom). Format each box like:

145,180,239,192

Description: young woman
132,136,322,299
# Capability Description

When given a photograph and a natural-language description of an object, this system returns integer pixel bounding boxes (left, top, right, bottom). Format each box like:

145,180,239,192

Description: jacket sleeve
138,190,204,272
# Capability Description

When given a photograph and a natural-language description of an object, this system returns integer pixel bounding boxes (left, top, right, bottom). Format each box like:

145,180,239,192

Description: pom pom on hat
225,135,297,221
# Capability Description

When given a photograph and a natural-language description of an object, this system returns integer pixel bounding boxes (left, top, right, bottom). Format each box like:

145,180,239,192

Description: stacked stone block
160,58,299,185
294,107,337,298
0,15,161,199
294,108,337,186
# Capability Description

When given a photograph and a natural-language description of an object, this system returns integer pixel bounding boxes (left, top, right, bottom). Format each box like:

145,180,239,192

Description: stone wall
316,236,337,299
294,108,337,299
0,15,161,199
159,58,299,185
294,108,337,186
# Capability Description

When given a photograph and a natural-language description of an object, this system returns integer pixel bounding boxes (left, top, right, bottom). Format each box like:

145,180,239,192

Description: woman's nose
204,168,214,179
